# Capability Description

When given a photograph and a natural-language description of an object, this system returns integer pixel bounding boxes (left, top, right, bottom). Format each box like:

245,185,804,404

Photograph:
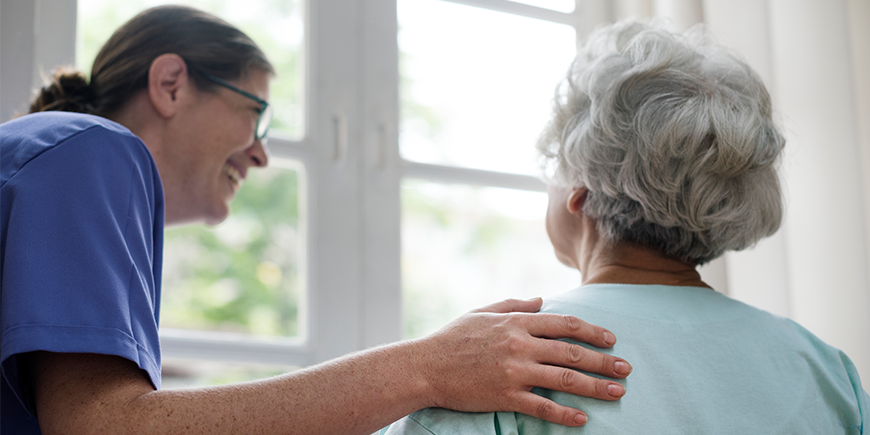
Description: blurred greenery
399,49,444,141
161,165,302,337
400,181,535,338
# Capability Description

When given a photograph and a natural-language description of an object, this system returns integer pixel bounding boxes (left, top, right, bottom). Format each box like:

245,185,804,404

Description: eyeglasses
199,72,272,142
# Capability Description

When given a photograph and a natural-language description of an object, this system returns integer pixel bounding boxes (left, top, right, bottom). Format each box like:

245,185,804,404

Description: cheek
545,204,564,251
545,205,555,241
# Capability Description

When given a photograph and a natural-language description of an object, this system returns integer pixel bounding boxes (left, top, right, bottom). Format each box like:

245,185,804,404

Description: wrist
398,336,441,410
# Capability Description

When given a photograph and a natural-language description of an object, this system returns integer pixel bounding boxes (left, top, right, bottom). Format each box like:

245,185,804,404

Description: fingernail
574,413,588,425
614,361,632,375
607,383,625,397
603,331,616,346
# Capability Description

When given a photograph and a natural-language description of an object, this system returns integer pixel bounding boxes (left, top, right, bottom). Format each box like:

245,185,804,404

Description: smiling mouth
223,163,244,191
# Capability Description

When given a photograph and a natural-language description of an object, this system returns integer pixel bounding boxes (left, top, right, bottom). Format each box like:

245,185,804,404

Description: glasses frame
198,71,272,142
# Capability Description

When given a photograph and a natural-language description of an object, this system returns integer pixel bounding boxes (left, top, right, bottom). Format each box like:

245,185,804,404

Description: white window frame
1,0,731,370
0,0,631,369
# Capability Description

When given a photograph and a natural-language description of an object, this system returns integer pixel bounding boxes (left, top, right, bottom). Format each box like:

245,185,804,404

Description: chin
202,204,231,226
204,214,230,226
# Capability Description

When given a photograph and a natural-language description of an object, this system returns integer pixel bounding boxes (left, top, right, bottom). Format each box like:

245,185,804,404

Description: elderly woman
384,20,869,434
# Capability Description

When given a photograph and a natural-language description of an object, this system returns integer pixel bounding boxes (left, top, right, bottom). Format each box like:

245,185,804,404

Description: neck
573,217,710,289
107,92,163,152
106,93,186,227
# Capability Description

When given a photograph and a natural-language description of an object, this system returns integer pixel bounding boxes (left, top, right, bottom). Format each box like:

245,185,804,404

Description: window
65,0,592,386
397,0,582,338
398,0,576,175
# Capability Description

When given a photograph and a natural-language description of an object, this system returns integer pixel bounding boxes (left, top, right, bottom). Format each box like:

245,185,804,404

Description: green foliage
401,181,517,253
400,182,530,338
162,166,301,337
399,51,444,140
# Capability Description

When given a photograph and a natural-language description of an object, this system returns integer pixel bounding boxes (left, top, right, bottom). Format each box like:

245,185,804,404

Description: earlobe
147,53,189,118
566,187,588,214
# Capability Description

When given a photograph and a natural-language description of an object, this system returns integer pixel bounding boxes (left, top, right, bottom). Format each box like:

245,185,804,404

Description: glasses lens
257,105,273,140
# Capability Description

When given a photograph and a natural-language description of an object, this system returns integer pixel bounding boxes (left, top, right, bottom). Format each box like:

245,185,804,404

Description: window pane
401,181,581,339
398,0,576,175
161,162,305,339
77,0,304,138
511,0,575,13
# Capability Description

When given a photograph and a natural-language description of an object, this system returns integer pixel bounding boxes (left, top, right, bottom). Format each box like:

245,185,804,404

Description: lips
222,162,245,191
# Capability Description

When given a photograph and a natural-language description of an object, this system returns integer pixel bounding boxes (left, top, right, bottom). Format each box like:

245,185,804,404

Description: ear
566,187,588,214
147,54,190,119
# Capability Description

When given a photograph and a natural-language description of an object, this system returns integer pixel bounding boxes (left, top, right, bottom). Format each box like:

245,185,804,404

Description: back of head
29,5,273,117
537,20,785,265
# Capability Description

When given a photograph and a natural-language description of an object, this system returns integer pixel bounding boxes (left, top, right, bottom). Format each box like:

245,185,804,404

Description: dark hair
29,5,273,116
29,67,97,114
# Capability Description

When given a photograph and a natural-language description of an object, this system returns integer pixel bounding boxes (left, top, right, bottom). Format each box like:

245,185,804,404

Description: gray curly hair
537,20,785,265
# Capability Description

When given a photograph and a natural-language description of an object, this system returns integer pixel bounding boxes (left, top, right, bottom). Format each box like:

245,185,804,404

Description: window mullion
306,0,369,363
402,161,547,193
359,0,403,348
159,329,311,367
442,0,578,25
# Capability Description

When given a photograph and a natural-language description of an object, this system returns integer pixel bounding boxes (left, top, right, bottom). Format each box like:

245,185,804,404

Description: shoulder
383,409,505,435
1,111,138,147
541,284,775,323
1,112,153,187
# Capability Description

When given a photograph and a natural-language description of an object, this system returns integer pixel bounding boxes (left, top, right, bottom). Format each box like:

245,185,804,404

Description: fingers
511,391,590,427
472,297,543,314
469,300,616,352
523,313,616,349
537,339,632,379
527,363,626,402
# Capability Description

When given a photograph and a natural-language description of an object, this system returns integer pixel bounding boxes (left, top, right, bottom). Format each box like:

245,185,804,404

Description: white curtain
582,0,870,385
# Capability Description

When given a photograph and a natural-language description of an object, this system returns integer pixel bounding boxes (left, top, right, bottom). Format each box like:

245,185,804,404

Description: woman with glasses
0,6,632,434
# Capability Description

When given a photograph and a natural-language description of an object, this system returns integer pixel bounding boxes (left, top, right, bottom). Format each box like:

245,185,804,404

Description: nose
246,138,270,167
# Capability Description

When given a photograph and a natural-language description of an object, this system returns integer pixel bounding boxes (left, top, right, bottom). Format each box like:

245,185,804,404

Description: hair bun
29,67,97,114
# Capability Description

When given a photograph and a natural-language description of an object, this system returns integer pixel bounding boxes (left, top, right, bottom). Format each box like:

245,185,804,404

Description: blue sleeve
0,124,165,414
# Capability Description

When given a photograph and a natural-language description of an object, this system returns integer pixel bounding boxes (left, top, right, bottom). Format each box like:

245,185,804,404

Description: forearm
36,343,432,435
135,341,429,435
36,299,631,433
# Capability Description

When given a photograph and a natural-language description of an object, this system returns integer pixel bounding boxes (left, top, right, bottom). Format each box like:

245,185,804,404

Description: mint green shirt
384,284,869,434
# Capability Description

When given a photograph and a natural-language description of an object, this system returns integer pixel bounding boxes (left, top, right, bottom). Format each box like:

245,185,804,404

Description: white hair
537,20,785,265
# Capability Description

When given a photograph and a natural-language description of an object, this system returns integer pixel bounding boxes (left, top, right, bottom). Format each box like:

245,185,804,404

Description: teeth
223,163,243,189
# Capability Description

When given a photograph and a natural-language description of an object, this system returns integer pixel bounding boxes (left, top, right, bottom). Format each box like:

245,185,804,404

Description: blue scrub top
0,112,164,433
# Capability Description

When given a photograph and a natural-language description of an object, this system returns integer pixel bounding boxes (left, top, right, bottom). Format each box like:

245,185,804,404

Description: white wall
848,0,870,315
773,0,870,383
